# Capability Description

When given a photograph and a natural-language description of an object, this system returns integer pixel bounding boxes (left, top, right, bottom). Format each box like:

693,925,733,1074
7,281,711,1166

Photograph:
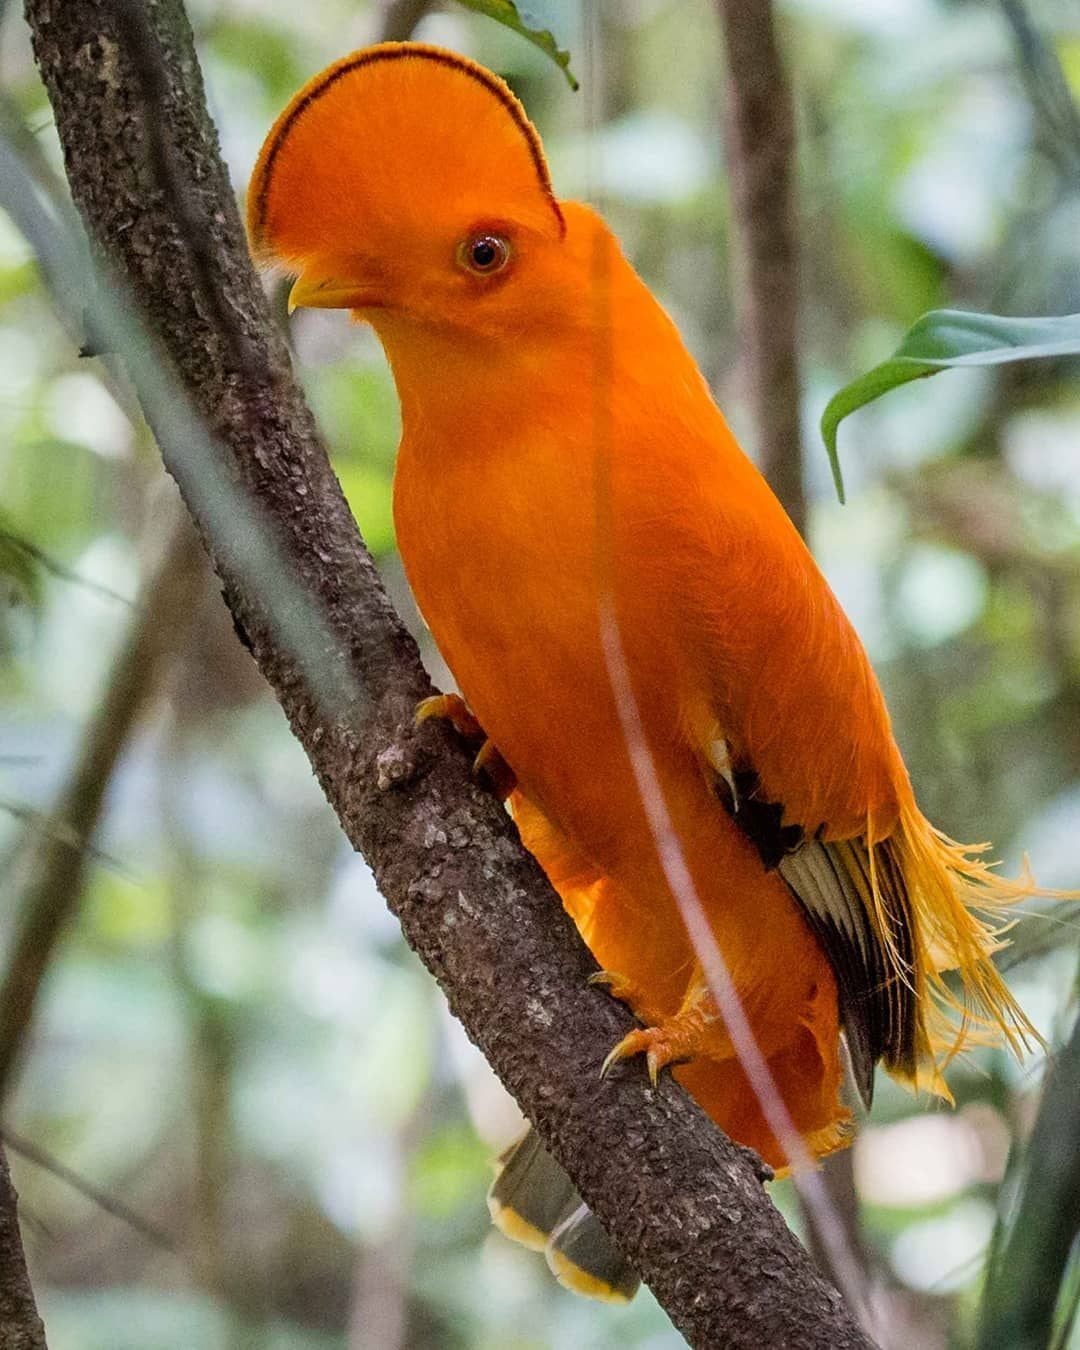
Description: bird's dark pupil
473,239,498,267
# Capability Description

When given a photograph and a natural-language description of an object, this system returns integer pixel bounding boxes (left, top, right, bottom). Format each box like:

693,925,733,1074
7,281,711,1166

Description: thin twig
0,503,207,1103
0,527,132,606
0,796,126,872
1,1127,175,1252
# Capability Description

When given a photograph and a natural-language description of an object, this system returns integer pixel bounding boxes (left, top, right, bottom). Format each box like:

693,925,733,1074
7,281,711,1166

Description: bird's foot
415,693,517,801
472,738,517,802
416,692,483,738
595,980,720,1086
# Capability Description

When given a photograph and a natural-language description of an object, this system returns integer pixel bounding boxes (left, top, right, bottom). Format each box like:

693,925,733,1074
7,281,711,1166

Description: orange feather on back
249,42,1055,1296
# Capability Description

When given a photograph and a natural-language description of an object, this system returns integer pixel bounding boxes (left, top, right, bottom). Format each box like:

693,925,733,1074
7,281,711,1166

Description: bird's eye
460,233,511,275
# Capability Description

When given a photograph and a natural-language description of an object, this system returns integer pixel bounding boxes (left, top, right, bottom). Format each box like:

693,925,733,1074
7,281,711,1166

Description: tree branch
0,504,208,1101
0,1146,47,1349
379,0,432,43
716,0,806,536
19,3,874,1345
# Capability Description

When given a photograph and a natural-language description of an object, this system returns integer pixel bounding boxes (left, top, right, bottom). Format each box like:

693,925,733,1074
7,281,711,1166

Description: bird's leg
415,692,517,801
595,976,723,1085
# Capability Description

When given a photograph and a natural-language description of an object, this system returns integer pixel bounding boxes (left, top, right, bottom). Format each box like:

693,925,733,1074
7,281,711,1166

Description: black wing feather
714,765,917,1106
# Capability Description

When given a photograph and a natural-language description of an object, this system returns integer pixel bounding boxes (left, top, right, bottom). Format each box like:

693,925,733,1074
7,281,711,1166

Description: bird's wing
616,352,1039,1099
672,464,923,1105
708,751,917,1108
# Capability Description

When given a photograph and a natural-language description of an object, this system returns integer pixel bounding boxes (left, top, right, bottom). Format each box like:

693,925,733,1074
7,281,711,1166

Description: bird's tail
487,1126,640,1303
883,797,1067,1092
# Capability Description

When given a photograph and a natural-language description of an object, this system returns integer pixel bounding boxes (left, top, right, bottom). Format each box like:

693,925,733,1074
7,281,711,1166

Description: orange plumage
250,42,1046,1295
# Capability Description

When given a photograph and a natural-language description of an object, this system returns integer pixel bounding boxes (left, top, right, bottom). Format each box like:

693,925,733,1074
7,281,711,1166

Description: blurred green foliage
0,1,1078,1348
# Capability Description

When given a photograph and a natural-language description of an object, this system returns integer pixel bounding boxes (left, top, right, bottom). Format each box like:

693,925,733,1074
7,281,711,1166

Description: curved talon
597,978,720,1084
474,739,517,801
587,969,631,995
600,1028,686,1086
600,1030,644,1081
416,694,516,801
415,692,483,738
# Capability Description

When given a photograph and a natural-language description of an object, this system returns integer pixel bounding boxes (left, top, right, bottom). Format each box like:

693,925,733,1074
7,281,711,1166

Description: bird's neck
372,316,581,452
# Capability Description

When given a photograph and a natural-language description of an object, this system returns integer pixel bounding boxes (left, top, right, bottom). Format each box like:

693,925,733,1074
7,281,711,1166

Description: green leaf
821,310,1080,503
976,995,1080,1350
453,1,579,90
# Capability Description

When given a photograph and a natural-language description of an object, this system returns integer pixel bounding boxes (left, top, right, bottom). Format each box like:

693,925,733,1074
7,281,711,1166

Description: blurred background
0,0,1078,1346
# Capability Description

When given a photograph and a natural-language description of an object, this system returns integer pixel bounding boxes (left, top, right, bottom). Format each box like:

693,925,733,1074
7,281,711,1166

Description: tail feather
488,1126,576,1251
881,799,1066,1092
487,1126,640,1303
546,1201,641,1303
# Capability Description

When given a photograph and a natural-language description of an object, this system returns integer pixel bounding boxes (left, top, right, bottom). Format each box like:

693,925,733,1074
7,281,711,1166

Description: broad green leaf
821,310,1080,503
976,995,1080,1350
453,1,579,90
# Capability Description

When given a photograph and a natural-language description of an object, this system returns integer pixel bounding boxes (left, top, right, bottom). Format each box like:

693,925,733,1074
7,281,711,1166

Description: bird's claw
473,738,517,801
415,692,483,738
594,974,719,1083
600,1028,688,1086
416,693,517,801
587,969,639,999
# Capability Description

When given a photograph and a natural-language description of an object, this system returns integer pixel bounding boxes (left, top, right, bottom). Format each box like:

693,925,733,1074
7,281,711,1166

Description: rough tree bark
19,2,875,1346
0,1149,47,1349
716,0,806,537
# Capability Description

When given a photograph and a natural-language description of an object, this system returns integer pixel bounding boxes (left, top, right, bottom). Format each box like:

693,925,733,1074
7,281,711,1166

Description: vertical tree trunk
716,0,807,536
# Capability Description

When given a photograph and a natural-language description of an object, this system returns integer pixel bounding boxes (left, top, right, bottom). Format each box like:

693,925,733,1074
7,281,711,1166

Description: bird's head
248,43,587,349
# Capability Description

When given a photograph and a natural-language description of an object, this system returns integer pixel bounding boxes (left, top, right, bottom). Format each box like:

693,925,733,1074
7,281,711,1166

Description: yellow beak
287,271,383,314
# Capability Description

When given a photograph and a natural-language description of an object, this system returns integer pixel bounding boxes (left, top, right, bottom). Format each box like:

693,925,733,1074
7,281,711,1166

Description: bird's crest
247,42,565,271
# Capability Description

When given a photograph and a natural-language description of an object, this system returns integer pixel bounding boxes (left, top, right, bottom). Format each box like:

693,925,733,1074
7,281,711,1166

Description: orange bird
250,43,1044,1300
